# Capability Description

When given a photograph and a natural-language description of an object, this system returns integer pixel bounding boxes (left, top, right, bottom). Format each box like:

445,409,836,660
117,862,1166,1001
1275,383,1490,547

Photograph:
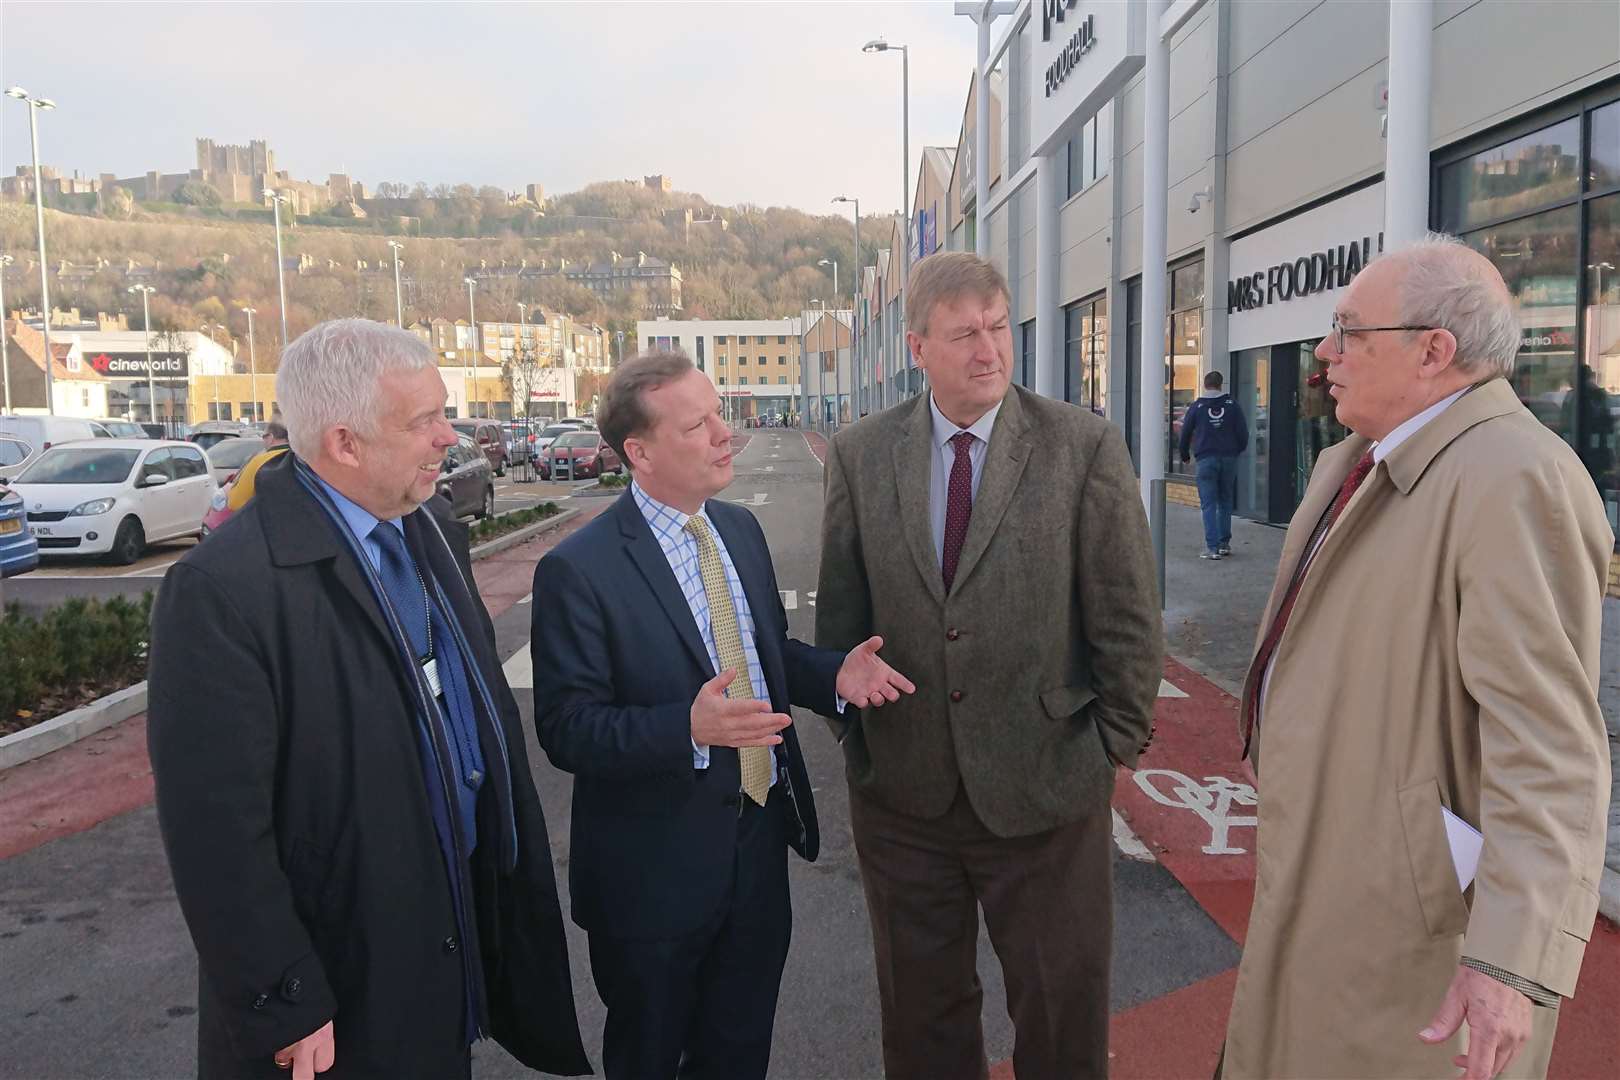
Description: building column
1139,0,1171,511
1034,153,1062,400
976,19,993,258
1385,0,1433,247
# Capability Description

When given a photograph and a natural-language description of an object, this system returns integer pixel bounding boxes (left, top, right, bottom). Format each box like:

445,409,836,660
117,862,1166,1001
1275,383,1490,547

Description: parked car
539,430,621,480
141,421,193,440
0,482,39,578
93,418,150,439
533,422,582,456
0,435,33,481
449,418,509,477
436,435,496,520
11,439,215,564
188,420,254,451
0,416,112,471
500,421,537,465
558,416,596,429
205,435,268,488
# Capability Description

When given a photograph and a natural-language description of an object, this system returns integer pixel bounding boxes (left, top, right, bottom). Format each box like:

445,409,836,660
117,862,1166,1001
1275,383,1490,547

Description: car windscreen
540,426,577,439
554,433,598,449
17,447,141,484
207,438,262,469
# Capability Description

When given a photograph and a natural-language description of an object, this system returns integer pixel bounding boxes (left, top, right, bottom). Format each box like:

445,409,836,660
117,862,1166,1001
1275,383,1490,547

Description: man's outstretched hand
836,636,917,709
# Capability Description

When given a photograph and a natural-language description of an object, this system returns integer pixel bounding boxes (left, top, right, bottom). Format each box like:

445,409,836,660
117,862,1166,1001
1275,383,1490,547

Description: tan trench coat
1223,379,1613,1079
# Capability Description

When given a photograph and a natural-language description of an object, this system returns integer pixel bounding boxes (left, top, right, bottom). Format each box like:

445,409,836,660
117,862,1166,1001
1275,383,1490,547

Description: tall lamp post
128,285,158,426
7,86,57,412
0,253,13,412
833,195,861,413
387,240,405,328
264,189,291,349
861,40,908,407
463,277,479,418
241,306,258,423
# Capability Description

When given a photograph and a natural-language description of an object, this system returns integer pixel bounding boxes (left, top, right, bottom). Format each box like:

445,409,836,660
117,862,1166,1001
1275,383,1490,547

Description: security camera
1188,187,1212,214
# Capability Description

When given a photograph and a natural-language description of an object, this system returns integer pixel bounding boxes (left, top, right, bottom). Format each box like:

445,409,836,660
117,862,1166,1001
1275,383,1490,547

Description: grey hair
1389,232,1520,380
276,319,437,457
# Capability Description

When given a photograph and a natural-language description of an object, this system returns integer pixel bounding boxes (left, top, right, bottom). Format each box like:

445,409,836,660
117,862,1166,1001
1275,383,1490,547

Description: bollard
1150,477,1167,610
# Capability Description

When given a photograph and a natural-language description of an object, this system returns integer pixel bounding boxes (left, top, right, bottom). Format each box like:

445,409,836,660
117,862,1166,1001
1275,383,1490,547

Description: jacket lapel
892,396,947,605
615,492,714,676
258,454,397,658
949,389,1032,593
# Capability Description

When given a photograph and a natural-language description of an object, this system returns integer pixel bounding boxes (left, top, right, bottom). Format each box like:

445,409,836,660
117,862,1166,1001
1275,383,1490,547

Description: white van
0,415,111,476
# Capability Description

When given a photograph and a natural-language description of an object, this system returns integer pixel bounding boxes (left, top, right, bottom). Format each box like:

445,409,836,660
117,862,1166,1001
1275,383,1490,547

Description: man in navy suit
531,349,914,1080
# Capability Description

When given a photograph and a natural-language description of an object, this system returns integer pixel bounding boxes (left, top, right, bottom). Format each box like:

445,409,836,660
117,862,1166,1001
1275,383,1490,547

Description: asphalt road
0,429,1236,1079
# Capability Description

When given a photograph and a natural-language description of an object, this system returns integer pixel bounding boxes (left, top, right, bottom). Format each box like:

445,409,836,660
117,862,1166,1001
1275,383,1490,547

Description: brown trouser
849,783,1113,1080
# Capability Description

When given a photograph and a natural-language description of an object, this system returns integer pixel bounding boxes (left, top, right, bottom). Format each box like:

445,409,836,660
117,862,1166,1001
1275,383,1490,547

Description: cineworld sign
1043,1,1097,99
1227,234,1385,314
88,351,187,377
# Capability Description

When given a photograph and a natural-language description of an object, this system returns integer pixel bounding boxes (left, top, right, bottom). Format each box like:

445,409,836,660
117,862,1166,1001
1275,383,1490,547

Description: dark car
449,419,509,477
188,421,254,451
539,430,622,481
437,435,496,520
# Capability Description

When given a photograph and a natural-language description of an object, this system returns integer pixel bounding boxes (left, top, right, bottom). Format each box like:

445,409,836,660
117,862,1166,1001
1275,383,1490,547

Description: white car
10,439,215,564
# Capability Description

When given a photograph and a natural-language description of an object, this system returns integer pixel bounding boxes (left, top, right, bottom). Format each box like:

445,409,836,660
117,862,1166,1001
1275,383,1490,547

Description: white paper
1442,806,1483,892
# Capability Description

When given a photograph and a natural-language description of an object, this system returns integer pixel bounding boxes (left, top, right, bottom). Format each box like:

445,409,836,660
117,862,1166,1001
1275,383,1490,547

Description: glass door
1291,339,1346,505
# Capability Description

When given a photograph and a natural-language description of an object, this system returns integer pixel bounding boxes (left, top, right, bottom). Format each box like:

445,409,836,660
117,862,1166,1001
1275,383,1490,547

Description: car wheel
110,517,145,566
478,487,495,520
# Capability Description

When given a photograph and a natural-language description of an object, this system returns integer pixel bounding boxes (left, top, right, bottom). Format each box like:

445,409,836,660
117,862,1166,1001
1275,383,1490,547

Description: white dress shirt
928,394,1002,566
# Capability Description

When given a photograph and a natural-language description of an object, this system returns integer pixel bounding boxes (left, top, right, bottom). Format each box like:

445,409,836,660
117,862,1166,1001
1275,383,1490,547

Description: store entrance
1233,338,1347,523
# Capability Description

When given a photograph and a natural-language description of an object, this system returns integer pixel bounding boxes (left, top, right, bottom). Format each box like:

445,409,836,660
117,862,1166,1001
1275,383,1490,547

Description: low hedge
469,502,560,545
0,594,154,735
597,474,627,489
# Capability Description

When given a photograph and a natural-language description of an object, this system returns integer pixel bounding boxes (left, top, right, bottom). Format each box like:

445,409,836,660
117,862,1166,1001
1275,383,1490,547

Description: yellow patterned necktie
684,515,771,806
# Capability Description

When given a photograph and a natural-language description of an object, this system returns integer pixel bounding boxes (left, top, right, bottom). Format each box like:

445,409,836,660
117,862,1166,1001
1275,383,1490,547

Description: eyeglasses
1329,314,1436,355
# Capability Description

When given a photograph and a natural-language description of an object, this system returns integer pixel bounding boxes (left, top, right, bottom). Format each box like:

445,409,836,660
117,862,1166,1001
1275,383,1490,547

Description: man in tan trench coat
1223,236,1613,1080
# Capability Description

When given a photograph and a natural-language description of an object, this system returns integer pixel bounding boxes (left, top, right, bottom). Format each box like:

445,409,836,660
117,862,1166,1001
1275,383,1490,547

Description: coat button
443,935,459,953
251,994,268,1010
946,628,960,641
950,690,963,703
281,977,302,1001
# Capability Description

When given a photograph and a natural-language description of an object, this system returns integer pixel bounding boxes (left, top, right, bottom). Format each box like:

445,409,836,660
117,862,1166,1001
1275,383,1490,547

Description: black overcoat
147,453,590,1078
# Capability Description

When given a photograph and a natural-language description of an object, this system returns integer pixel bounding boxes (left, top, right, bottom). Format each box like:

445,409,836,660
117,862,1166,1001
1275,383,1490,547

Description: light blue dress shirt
630,480,775,782
928,394,1002,566
315,475,402,569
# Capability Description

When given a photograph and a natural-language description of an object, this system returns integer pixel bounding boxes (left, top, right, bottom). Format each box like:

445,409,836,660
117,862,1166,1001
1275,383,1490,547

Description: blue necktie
369,521,484,847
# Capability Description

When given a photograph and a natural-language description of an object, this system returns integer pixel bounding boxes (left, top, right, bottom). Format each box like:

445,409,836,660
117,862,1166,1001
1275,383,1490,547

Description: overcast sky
2,1,980,218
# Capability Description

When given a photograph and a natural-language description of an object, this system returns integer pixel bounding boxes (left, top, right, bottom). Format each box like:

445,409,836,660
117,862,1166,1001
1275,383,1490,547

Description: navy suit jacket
532,491,843,940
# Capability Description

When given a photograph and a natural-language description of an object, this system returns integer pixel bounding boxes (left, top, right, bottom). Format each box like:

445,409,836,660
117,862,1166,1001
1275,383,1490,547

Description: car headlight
70,497,117,516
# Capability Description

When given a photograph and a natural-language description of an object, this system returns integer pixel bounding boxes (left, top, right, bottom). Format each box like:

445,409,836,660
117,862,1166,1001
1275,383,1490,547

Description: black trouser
587,784,792,1080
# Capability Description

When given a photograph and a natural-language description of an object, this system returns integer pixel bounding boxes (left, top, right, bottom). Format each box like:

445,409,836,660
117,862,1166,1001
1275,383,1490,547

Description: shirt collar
1372,386,1471,464
314,474,401,541
631,478,712,534
929,393,1002,450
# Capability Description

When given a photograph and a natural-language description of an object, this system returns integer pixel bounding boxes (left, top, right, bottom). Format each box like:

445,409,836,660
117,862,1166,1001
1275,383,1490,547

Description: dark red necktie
1240,450,1376,756
940,432,976,592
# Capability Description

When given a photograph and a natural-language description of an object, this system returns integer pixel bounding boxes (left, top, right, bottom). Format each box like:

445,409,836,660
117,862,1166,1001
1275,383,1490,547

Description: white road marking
502,645,533,690
1157,678,1187,698
780,589,796,610
763,466,775,472
1112,810,1156,861
1133,770,1258,855
730,493,770,507
800,432,824,466
517,594,532,605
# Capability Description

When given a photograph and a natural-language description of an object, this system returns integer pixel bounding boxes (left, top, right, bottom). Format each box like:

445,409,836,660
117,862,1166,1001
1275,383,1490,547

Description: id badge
422,657,443,698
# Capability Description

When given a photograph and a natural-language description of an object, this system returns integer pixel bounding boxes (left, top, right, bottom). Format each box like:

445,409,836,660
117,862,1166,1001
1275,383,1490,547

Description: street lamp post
833,196,861,413
861,41,909,407
7,87,58,412
241,307,258,423
264,190,291,349
387,240,405,328
128,285,157,427
0,253,13,412
463,277,478,418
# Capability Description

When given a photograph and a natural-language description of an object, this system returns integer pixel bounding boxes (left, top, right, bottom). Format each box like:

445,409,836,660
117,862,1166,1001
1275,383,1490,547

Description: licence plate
29,524,51,536
0,518,19,535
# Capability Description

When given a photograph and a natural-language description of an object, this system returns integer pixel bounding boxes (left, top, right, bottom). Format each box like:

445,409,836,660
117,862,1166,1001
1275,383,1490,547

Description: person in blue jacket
1179,370,1249,559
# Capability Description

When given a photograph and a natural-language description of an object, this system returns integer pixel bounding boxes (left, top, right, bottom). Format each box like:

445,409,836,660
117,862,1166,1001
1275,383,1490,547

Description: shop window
1582,192,1620,526
1438,117,1581,232
695,337,705,371
1020,319,1035,388
1591,100,1620,192
1063,295,1108,414
1166,258,1205,478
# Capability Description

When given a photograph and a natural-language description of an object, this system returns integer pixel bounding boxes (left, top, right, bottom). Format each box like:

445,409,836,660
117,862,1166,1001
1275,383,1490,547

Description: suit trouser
587,784,791,1080
850,783,1113,1080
